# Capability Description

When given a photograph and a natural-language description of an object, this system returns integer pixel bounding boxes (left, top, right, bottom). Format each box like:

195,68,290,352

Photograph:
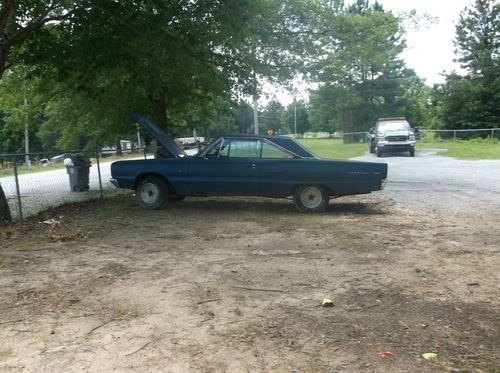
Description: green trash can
64,154,91,192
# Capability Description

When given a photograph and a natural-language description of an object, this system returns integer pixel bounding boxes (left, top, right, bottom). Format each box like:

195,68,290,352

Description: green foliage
0,66,45,153
1,0,319,149
260,100,284,133
308,2,436,135
435,0,499,130
455,0,499,80
283,101,310,134
299,138,367,159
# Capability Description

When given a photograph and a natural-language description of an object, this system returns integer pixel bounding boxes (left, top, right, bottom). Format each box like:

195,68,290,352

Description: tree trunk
0,47,8,79
116,140,122,156
0,183,12,225
0,0,16,80
151,90,169,158
152,92,167,132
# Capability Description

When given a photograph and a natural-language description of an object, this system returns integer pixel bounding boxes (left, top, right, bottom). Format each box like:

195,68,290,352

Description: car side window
226,139,259,158
260,141,293,158
205,140,222,158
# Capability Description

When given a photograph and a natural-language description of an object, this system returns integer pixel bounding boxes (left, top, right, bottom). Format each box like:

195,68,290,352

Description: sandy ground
0,193,499,373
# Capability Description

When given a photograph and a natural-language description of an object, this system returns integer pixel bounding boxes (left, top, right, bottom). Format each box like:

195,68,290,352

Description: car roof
131,114,317,159
218,134,316,158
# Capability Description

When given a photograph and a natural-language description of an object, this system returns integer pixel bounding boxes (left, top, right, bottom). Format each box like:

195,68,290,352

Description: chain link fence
418,128,500,141
0,149,148,224
342,128,500,143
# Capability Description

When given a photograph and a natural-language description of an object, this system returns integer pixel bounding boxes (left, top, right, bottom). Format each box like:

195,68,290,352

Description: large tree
455,0,499,80
5,0,316,146
309,1,415,134
0,0,79,78
435,0,499,130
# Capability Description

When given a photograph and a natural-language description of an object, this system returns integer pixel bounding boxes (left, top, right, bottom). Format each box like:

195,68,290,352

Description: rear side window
260,142,293,158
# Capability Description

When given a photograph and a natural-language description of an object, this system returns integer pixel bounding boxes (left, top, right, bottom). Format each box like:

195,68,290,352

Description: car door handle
246,163,256,168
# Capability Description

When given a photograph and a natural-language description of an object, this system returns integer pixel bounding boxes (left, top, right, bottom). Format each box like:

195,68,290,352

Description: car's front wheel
135,176,168,209
376,147,383,157
293,185,328,213
409,147,415,157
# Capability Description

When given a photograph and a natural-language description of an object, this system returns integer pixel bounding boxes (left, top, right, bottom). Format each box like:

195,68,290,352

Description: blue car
110,115,388,212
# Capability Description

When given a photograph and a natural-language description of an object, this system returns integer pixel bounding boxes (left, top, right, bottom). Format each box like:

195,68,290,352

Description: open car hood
131,114,187,158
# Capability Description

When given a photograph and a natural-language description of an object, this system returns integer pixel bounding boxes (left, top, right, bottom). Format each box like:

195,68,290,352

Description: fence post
492,128,495,139
13,156,24,223
453,130,456,141
96,151,104,199
0,182,12,224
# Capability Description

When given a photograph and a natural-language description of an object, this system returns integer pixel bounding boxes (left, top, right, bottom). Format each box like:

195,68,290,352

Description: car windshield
377,121,410,131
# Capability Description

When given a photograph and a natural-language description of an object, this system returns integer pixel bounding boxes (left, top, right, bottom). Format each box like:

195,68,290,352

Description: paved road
354,148,500,216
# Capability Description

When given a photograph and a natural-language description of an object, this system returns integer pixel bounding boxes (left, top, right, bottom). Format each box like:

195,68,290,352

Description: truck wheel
409,147,415,157
369,142,375,153
293,185,328,213
376,148,383,158
135,176,168,209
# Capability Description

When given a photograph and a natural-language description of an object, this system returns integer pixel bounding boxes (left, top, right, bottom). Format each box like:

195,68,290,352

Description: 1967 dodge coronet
110,115,388,212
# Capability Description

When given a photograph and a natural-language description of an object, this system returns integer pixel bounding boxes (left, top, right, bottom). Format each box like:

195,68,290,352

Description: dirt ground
0,194,499,372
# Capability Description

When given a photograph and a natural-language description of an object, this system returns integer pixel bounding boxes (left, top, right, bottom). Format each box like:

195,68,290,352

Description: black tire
369,141,376,154
293,185,328,213
409,147,415,157
135,176,168,209
376,147,383,158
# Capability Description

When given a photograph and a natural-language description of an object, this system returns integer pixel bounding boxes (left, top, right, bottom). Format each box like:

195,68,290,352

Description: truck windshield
377,121,410,131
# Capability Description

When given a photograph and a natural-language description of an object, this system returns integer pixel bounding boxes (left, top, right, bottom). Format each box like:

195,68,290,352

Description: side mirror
368,128,374,134
413,127,419,134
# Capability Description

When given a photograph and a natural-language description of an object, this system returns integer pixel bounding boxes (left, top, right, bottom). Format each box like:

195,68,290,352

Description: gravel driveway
354,148,500,216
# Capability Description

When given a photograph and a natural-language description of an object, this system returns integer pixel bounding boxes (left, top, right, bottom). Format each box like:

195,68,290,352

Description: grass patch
299,138,366,159
0,256,19,267
418,138,500,160
299,137,500,160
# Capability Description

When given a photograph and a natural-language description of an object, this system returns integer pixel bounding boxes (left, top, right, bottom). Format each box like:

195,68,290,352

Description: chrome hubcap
300,187,322,209
140,183,159,204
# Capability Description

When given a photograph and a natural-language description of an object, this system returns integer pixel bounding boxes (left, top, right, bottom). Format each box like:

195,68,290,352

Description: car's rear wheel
135,176,168,209
293,185,328,213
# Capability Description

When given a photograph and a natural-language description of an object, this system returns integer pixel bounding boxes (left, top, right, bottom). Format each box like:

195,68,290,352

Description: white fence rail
342,128,500,142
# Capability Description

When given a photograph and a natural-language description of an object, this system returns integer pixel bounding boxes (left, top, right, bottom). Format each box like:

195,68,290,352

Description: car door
255,140,299,197
187,138,259,195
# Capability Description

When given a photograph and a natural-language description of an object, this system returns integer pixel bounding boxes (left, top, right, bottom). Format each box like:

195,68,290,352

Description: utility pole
294,101,297,137
252,69,259,135
136,128,142,148
253,95,259,135
23,98,31,169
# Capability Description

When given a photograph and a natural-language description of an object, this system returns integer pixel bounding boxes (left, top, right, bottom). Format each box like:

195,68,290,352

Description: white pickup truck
368,117,416,157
